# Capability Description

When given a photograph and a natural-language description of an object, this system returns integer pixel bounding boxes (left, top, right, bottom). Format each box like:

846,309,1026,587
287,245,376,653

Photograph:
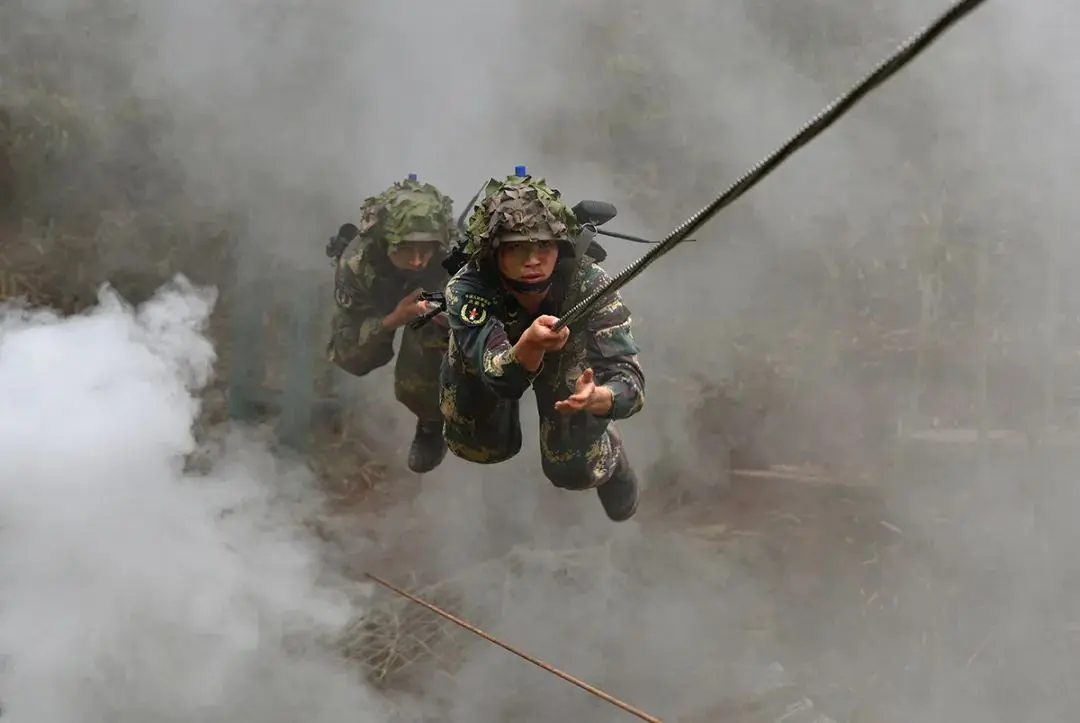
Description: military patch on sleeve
458,293,492,326
334,284,354,309
459,301,487,326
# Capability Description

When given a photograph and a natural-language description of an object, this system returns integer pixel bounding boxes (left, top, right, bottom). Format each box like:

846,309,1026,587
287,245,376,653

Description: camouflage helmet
464,172,580,256
356,175,455,249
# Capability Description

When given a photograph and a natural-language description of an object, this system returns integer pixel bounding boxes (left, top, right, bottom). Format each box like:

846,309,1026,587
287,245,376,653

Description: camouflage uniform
327,177,455,473
439,174,645,520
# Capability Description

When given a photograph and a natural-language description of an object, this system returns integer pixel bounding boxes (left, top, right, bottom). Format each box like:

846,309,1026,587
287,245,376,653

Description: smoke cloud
6,0,1080,720
0,277,387,723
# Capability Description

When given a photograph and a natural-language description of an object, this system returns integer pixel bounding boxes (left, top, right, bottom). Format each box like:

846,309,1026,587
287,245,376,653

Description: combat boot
596,448,639,522
408,419,447,474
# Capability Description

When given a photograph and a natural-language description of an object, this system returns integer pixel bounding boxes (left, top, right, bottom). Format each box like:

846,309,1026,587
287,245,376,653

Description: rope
364,572,665,723
554,0,991,330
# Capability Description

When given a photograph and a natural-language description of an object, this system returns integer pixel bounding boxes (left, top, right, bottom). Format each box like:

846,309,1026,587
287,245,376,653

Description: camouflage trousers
342,323,447,422
439,352,622,490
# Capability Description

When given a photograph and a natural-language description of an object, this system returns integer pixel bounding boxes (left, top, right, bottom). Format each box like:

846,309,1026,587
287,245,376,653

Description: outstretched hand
554,368,613,416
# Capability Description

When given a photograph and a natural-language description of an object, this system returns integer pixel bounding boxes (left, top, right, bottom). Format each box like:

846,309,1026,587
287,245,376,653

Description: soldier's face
388,242,438,271
497,240,559,284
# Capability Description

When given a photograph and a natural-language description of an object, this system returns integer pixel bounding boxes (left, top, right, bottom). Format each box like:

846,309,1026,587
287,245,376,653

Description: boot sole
597,480,639,522
408,446,448,474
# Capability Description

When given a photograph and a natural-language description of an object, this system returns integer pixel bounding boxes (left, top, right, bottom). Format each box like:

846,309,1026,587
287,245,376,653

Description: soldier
327,175,455,473
439,171,645,521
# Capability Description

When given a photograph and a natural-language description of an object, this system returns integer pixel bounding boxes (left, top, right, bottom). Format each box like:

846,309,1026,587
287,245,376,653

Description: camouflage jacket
443,258,645,420
327,237,449,360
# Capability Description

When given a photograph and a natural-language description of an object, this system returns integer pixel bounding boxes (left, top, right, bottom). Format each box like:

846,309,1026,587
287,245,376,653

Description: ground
304,406,897,723
300,397,1080,723
8,277,1067,721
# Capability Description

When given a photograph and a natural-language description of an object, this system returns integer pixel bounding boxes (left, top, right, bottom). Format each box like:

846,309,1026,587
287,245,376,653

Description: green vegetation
0,0,234,310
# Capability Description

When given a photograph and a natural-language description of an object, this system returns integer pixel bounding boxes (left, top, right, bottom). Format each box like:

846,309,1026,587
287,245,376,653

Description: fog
4,0,1080,720
0,278,387,722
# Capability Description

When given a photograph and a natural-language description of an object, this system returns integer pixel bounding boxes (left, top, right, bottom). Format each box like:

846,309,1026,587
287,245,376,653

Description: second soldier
327,175,455,473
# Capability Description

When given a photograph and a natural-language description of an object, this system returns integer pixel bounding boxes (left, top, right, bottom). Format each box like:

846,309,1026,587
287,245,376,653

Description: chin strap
502,276,552,294
501,241,585,294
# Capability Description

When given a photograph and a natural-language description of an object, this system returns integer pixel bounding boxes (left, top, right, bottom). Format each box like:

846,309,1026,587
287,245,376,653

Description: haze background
3,0,1079,721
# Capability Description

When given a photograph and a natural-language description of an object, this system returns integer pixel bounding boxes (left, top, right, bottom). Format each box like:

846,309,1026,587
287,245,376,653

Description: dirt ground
307,424,896,722
187,309,1079,722
304,419,1080,723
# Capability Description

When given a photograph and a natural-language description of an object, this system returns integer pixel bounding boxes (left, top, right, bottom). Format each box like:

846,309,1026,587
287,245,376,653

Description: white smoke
0,277,388,723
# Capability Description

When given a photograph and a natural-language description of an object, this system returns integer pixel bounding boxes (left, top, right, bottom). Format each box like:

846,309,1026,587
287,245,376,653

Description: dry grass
341,577,470,689
338,544,623,690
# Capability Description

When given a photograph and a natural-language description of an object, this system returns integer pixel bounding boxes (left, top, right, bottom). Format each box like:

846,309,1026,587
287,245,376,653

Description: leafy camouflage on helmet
356,177,456,250
464,175,580,256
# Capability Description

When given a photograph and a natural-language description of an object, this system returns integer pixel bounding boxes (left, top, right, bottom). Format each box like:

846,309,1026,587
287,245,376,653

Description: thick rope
554,0,991,330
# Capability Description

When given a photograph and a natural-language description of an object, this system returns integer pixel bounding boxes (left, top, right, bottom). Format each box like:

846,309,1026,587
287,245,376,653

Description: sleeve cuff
510,347,544,381
481,347,540,398
595,381,630,419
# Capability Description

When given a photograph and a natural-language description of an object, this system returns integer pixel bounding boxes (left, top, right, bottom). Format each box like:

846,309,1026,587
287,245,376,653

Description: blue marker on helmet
514,165,527,177
407,173,418,181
